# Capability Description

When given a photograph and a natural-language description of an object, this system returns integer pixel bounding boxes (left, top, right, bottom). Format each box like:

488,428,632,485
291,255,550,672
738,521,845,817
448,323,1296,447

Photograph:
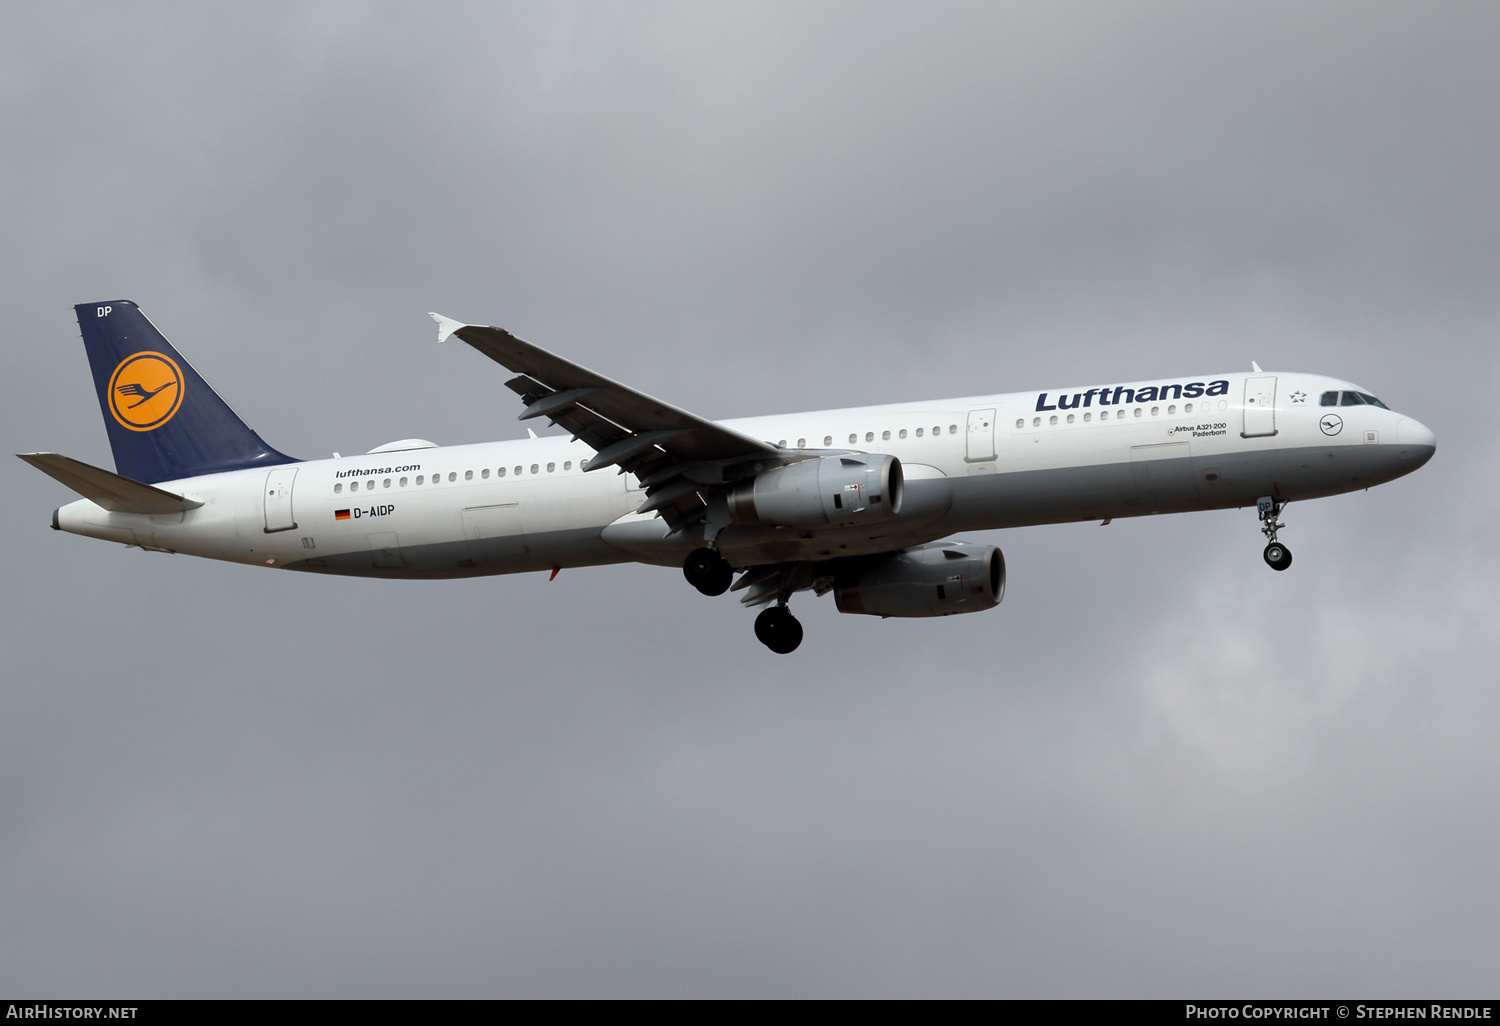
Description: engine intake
834,543,1005,618
728,454,903,527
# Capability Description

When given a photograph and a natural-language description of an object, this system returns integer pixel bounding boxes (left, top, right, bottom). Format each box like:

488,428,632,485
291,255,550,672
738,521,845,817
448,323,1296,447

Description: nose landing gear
1263,541,1292,571
1258,496,1292,571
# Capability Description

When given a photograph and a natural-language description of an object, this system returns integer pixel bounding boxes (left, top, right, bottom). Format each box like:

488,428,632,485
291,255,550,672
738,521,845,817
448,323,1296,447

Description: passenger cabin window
797,438,806,448
448,472,457,482
564,461,572,470
400,476,408,487
334,483,343,494
530,464,539,474
824,435,833,446
866,432,874,442
849,434,857,445
547,462,555,473
464,470,473,481
898,429,907,439
916,428,924,437
482,468,490,479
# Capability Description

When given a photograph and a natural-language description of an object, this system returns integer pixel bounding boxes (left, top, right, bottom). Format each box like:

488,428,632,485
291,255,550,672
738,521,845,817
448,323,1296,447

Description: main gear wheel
754,605,804,654
683,547,733,596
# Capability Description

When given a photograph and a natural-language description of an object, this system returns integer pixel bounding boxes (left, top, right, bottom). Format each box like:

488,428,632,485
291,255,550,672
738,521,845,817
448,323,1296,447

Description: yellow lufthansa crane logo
107,351,185,431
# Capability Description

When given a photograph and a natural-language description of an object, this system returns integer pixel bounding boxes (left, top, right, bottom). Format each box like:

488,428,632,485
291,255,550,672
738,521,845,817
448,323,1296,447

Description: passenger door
965,408,997,463
263,467,298,533
1242,376,1278,438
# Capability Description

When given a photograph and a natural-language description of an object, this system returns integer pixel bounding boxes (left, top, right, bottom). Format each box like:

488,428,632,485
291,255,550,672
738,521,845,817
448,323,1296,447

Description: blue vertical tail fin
75,300,297,484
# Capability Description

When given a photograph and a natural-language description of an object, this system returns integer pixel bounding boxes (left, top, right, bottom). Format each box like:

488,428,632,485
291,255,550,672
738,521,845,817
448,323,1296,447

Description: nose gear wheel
1257,496,1292,571
1263,542,1292,571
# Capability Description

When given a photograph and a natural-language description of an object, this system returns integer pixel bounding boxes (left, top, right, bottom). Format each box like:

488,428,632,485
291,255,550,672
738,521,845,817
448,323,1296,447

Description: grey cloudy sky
2,1,1497,997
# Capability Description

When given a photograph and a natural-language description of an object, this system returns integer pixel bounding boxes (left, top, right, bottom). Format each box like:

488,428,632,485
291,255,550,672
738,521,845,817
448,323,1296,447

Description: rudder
76,301,297,484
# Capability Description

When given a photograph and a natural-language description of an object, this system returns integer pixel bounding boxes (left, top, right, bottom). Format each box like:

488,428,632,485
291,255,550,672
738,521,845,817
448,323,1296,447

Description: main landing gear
683,547,732,596
754,604,804,654
1258,496,1292,572
684,549,805,654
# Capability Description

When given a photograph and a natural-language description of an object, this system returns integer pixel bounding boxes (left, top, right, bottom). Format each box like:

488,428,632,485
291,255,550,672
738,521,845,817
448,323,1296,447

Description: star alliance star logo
1289,390,1307,404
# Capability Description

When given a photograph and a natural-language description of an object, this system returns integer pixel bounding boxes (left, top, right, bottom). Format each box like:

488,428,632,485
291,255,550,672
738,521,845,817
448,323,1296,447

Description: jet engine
727,454,903,528
834,543,1005,618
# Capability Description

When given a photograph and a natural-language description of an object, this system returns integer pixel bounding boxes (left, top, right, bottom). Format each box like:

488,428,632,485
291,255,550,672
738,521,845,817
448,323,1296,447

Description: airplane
20,301,1436,654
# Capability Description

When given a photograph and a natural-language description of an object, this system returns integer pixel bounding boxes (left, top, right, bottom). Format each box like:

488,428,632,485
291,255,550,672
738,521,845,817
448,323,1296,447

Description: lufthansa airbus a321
21,301,1436,653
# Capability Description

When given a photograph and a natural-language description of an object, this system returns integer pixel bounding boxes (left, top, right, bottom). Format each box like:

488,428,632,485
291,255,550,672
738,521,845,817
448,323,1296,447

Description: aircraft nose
1396,417,1436,467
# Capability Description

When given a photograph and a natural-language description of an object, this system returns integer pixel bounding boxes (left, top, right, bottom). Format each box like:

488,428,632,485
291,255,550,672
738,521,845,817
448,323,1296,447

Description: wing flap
18,453,204,514
437,318,776,464
433,313,788,534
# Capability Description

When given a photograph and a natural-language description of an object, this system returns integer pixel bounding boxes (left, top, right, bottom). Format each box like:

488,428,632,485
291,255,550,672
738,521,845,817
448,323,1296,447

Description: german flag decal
334,509,351,521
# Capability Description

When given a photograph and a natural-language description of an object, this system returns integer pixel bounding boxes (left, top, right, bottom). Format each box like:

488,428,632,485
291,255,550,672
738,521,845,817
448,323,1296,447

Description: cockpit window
1340,391,1366,406
1320,391,1339,406
1359,393,1389,409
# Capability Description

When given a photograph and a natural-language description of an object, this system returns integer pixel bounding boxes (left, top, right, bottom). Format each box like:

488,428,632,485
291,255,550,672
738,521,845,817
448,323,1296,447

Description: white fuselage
53,371,1436,578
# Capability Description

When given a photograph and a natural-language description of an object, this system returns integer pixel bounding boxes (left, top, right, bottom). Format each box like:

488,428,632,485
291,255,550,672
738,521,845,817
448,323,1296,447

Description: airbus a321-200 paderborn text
21,302,1436,653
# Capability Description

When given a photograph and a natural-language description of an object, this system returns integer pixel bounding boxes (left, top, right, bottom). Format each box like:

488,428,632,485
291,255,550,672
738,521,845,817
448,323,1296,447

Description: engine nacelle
834,543,1005,618
727,455,903,527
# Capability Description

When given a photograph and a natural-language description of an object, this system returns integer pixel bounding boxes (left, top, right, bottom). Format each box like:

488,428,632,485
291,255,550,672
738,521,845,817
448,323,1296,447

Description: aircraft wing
432,314,780,531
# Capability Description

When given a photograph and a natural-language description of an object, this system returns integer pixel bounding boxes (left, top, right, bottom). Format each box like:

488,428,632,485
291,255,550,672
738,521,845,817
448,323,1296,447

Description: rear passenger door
263,467,298,533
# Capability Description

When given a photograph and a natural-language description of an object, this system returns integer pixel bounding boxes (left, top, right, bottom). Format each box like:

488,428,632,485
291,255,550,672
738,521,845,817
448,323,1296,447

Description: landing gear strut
1258,496,1292,571
683,547,733,596
754,604,804,654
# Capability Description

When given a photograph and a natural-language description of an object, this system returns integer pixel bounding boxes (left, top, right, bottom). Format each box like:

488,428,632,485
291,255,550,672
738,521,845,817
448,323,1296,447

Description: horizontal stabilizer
17,453,203,514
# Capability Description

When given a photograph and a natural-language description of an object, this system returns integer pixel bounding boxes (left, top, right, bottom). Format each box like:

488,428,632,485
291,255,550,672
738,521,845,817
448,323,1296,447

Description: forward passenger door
1242,377,1278,438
